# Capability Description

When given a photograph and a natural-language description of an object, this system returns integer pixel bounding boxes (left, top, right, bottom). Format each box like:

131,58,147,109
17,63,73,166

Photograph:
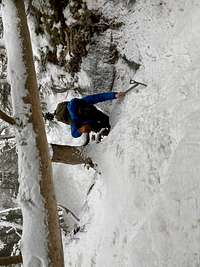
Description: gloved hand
79,124,92,133
116,92,126,101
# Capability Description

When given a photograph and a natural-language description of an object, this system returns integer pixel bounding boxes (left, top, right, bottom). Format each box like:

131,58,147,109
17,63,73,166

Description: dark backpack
54,99,97,125
54,101,71,124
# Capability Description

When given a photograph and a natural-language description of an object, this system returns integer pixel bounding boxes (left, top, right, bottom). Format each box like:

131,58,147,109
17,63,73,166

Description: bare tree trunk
2,0,64,266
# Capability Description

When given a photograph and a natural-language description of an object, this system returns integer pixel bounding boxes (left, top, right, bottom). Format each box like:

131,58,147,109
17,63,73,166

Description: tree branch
0,207,20,215
0,79,8,84
0,255,22,266
0,135,15,140
0,110,15,125
51,143,94,167
0,126,7,135
58,204,80,222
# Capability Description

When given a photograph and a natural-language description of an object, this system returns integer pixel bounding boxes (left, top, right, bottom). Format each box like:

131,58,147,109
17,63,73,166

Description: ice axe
125,80,147,95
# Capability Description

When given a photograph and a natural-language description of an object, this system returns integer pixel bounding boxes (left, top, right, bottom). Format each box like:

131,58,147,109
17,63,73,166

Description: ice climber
45,91,125,140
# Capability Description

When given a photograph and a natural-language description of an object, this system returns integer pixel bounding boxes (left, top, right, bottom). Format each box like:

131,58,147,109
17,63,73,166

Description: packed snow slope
52,0,200,266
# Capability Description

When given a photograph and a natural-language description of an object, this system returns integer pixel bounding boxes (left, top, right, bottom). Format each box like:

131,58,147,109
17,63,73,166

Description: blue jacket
67,92,117,137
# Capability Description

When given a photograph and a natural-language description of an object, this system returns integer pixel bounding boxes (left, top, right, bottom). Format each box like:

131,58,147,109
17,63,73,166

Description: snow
52,0,200,266
0,38,4,47
0,221,22,231
2,0,200,266
0,207,20,215
63,5,77,26
1,1,27,119
0,240,4,250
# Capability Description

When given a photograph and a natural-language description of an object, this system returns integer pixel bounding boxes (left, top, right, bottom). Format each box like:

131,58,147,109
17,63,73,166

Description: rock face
27,0,124,98
29,0,119,75
81,30,117,94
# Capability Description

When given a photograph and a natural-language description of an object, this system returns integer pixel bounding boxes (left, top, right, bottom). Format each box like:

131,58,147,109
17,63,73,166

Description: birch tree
1,0,64,266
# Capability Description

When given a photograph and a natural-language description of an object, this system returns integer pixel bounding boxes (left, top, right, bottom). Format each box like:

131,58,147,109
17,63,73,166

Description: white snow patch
63,5,77,26
0,38,4,47
1,1,28,119
77,68,92,89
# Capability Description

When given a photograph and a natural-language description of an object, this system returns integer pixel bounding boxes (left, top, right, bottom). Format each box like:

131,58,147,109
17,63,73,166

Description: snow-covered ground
3,0,199,265
49,0,200,266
